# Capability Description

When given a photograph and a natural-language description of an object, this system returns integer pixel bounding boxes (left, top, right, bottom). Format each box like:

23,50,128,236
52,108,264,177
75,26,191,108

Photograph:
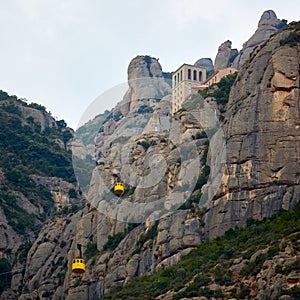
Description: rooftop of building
172,63,207,75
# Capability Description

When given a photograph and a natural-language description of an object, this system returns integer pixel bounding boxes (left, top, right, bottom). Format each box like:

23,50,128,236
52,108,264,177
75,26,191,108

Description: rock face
19,106,57,131
214,40,238,71
232,10,287,69
6,20,300,300
127,55,163,80
0,99,57,132
205,22,300,238
0,93,77,300
65,54,209,298
194,58,214,74
120,55,171,116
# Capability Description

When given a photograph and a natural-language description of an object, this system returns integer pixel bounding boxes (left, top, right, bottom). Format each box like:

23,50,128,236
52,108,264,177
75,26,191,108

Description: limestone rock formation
120,55,171,116
128,55,163,80
194,58,214,74
214,40,238,71
232,10,287,69
4,19,300,300
205,22,300,238
63,54,210,298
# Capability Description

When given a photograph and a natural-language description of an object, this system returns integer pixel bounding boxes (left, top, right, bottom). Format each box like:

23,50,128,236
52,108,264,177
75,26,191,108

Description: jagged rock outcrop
120,55,171,116
205,22,300,238
214,40,238,71
194,58,214,74
232,10,287,69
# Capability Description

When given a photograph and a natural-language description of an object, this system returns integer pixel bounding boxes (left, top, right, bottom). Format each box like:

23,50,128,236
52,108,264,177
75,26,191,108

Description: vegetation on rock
0,258,12,294
0,90,75,235
102,203,300,299
198,72,238,105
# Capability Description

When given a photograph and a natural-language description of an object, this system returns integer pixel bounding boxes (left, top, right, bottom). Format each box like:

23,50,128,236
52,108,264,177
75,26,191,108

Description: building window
199,71,202,82
180,70,183,82
174,75,177,86
188,69,191,80
193,70,197,81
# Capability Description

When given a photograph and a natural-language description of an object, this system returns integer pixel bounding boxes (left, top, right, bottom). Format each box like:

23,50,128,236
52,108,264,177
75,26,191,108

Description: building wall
172,64,207,114
205,67,237,86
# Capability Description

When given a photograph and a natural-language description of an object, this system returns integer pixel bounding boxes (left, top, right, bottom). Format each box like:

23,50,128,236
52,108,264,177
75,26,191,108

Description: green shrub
103,232,126,251
0,90,9,100
137,104,153,114
68,188,77,199
60,241,66,248
280,31,300,46
113,110,123,121
178,192,202,210
0,258,12,294
137,221,158,247
198,72,237,105
17,241,32,263
42,291,53,297
240,253,268,276
137,140,151,150
193,165,210,191
214,266,232,285
280,286,300,298
267,245,279,257
192,131,207,140
27,102,46,111
85,242,99,260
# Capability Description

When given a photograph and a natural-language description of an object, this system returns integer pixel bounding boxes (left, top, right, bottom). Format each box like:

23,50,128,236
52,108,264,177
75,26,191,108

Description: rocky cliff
205,21,300,238
72,21,299,299
11,54,212,299
232,10,287,69
1,16,299,300
0,92,78,299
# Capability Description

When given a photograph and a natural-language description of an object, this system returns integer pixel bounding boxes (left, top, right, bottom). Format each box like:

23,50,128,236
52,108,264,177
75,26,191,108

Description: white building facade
172,64,207,115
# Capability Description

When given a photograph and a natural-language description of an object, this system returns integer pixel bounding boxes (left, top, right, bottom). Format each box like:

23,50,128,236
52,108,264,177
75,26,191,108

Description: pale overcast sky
0,0,299,129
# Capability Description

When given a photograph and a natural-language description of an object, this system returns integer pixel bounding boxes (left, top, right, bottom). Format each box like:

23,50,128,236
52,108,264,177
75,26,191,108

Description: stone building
203,67,237,87
172,64,207,114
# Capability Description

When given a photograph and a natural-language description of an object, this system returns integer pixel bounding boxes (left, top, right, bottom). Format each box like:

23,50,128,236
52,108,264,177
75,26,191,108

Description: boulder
194,58,214,74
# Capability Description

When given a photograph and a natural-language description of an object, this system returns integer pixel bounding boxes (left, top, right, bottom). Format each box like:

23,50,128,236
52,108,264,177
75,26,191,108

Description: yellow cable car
114,181,125,195
72,244,86,274
72,257,86,274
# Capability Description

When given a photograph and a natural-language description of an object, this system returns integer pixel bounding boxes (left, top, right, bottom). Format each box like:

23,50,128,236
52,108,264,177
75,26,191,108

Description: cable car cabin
72,258,86,274
114,181,125,195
